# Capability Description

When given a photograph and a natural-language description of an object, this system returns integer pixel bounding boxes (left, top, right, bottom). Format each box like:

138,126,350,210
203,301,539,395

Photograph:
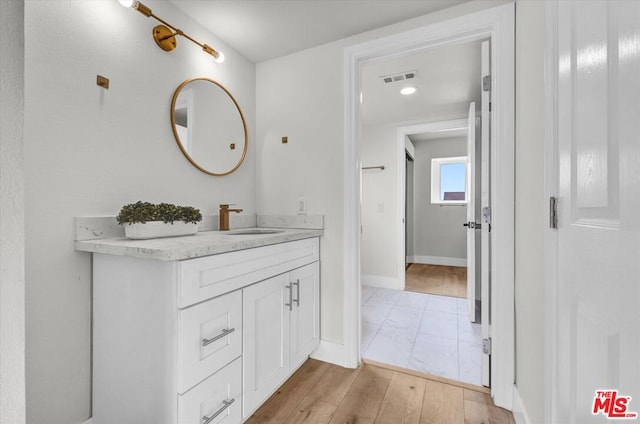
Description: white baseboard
361,275,400,289
512,386,532,424
82,419,93,424
310,340,349,367
407,255,467,267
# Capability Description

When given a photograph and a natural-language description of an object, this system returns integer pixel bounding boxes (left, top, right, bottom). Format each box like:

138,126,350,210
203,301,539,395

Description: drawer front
178,290,242,394
178,237,319,308
178,357,242,424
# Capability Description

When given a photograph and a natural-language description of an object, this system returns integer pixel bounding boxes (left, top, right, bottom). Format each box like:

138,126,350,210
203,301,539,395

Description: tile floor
361,285,483,386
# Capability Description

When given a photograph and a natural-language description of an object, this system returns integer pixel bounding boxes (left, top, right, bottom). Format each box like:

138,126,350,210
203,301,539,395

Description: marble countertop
75,228,323,261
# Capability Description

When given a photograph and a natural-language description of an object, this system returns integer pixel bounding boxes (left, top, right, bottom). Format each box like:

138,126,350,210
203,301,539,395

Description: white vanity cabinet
242,261,319,419
91,236,319,424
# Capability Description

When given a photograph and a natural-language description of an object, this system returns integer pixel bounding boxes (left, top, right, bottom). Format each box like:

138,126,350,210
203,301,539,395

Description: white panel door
242,273,290,419
466,101,477,322
555,1,640,422
289,262,320,369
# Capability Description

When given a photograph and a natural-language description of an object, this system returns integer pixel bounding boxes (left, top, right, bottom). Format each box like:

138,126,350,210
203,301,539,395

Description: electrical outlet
297,197,307,215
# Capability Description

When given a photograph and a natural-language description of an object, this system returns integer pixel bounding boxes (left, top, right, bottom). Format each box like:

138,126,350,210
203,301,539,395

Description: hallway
361,286,483,386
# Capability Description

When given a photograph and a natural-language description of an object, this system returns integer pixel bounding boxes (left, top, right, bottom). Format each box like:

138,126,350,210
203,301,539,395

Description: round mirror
170,78,248,176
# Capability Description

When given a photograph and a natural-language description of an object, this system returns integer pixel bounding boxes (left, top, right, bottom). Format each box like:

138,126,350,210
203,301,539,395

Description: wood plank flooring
405,264,467,298
247,359,514,424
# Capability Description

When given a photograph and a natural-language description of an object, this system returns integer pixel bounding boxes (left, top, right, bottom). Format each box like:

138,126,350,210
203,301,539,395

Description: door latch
463,222,482,229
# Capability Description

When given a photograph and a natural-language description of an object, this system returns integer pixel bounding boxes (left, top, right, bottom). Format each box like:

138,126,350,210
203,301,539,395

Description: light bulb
213,50,225,63
118,0,136,7
400,86,417,96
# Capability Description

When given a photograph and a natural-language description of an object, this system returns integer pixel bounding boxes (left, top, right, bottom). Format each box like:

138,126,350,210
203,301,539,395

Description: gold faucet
219,204,243,231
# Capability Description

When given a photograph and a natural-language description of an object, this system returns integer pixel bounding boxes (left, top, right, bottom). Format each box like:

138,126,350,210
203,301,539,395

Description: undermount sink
226,229,284,235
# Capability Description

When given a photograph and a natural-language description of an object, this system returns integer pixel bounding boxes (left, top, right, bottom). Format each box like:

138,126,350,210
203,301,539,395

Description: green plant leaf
117,201,202,225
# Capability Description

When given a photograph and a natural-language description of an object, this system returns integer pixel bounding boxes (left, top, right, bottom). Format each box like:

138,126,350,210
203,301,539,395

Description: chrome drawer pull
201,328,235,347
202,398,235,424
285,284,293,311
293,279,300,307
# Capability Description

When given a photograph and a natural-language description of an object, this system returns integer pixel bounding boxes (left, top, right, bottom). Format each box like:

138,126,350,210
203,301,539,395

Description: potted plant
116,201,202,240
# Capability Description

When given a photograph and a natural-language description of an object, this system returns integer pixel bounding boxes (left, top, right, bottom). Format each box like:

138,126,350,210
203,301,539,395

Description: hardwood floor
247,359,515,424
405,264,467,298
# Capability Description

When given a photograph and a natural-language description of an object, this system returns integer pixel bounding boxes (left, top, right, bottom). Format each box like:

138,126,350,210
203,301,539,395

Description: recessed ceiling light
400,86,417,96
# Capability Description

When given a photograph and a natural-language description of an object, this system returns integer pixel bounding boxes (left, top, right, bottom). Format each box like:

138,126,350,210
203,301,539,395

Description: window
431,156,467,205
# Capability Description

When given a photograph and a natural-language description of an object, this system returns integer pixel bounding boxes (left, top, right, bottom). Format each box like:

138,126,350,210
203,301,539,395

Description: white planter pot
124,221,198,240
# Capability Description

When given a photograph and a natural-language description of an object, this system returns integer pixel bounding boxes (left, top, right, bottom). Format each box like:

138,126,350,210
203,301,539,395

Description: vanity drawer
178,290,242,394
178,357,242,424
178,237,319,307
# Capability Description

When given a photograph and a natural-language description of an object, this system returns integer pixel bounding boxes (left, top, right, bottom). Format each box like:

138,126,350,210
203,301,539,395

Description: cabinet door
242,273,290,419
289,262,320,369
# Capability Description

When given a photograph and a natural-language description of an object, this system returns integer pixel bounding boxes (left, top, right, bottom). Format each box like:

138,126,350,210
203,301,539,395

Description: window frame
430,156,468,205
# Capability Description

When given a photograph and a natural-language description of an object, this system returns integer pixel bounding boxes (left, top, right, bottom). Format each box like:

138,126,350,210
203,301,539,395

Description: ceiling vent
381,70,417,84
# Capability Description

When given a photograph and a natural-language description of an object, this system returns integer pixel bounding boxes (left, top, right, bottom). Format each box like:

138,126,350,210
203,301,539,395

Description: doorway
343,3,515,409
362,109,485,385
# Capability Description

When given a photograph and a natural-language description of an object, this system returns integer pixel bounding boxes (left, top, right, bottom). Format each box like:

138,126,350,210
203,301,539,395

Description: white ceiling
168,0,481,133
168,0,469,63
361,39,483,127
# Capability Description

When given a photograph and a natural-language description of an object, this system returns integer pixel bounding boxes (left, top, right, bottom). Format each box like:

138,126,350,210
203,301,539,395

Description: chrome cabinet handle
285,284,293,311
202,398,234,424
201,328,235,347
293,279,300,307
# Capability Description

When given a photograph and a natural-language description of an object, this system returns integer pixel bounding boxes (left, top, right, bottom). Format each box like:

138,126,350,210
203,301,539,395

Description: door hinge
549,197,558,229
482,338,492,355
482,75,491,91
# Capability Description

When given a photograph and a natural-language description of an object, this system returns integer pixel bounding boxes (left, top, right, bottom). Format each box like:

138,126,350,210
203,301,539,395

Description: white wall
256,0,509,348
23,1,255,422
361,123,401,288
412,137,467,263
514,1,545,423
0,1,26,423
256,40,345,343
